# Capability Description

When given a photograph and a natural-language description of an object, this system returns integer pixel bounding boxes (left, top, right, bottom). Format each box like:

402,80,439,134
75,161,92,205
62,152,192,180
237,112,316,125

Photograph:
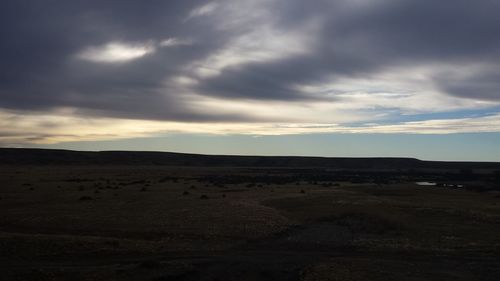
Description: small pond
415,181,437,186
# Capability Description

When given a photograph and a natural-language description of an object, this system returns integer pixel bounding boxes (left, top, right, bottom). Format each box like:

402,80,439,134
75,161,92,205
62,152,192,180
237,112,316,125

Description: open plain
1,150,500,280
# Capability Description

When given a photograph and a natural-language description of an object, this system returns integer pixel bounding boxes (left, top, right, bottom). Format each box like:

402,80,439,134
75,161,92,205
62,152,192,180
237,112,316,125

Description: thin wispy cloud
186,2,219,20
2,110,500,146
159,38,194,48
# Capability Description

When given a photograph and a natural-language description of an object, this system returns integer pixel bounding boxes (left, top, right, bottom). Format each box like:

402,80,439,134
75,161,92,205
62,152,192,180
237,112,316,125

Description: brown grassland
1,164,499,280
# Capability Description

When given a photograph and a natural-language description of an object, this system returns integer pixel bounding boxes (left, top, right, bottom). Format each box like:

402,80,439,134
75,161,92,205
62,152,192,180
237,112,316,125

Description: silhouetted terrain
2,148,500,170
1,149,499,280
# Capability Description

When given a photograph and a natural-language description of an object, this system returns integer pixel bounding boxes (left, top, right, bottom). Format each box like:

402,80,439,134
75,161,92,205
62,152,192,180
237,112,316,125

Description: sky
1,0,500,161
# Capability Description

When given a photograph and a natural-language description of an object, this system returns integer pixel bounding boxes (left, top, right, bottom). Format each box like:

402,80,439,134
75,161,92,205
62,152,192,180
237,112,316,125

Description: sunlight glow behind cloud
2,110,500,146
77,42,155,63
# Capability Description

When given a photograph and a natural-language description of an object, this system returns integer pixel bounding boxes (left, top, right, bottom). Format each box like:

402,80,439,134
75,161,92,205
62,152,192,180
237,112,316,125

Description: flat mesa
415,181,437,186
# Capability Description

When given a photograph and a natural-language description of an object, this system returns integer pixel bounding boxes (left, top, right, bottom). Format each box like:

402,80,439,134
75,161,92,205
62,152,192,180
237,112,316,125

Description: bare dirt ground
1,166,499,280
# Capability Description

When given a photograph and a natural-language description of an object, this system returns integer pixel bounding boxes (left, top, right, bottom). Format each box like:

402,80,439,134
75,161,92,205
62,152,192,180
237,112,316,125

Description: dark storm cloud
326,0,500,60
0,0,236,121
196,0,500,101
196,50,379,101
329,0,500,101
1,0,500,122
436,70,500,102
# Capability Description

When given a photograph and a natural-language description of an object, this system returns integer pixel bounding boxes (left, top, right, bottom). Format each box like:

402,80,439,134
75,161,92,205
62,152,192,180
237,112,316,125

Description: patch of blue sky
33,132,500,162
344,107,500,127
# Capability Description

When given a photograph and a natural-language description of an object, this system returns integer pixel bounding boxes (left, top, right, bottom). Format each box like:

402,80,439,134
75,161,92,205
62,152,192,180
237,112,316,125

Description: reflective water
415,181,437,186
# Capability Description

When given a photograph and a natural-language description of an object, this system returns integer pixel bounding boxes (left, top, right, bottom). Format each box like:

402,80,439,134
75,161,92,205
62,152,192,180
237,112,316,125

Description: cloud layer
1,0,500,144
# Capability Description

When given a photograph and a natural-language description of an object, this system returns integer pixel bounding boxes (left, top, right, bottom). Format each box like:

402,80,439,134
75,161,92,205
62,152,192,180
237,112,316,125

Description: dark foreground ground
1,165,500,281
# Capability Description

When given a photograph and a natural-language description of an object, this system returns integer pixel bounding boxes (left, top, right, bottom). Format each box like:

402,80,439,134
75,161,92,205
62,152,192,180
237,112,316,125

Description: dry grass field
1,165,499,280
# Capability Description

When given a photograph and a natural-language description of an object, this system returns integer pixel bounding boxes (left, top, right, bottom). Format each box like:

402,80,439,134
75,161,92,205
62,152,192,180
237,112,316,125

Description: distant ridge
1,148,499,170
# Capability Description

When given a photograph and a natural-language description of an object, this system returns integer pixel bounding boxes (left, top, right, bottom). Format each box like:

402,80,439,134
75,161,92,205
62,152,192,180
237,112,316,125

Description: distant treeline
1,148,500,171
